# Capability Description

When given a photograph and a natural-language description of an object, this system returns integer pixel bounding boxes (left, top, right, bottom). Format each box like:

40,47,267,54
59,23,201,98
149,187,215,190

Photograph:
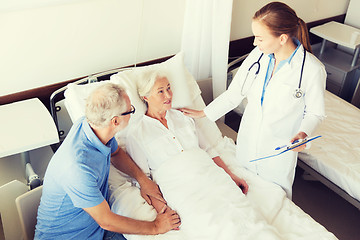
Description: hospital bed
298,90,360,210
50,52,337,239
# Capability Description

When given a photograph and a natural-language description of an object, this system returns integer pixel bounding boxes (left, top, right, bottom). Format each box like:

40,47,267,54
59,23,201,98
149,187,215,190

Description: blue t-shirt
35,117,118,239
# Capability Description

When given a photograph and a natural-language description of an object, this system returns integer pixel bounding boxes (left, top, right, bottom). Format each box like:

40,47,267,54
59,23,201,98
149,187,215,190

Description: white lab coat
204,45,326,198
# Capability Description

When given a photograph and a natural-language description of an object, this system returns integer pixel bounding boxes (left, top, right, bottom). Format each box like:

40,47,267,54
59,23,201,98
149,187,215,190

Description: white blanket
152,148,282,240
110,147,337,240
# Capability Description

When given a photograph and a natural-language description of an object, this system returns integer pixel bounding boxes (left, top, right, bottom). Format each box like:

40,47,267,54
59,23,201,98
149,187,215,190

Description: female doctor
181,2,326,199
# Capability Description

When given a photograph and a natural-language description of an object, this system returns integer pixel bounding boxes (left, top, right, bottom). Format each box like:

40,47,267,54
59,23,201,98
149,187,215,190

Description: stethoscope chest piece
293,88,303,98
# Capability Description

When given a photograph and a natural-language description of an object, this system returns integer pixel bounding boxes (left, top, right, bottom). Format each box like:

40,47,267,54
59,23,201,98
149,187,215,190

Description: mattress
299,91,360,201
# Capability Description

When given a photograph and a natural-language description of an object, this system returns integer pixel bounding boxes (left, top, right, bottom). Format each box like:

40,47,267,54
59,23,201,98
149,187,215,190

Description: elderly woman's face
146,76,173,112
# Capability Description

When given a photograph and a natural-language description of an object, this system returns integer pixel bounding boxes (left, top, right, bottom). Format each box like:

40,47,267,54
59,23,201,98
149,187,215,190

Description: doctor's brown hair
253,1,312,53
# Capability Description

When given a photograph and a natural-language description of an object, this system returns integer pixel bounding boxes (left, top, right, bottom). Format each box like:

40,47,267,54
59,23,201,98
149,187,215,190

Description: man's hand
138,176,167,205
231,175,249,194
153,205,181,234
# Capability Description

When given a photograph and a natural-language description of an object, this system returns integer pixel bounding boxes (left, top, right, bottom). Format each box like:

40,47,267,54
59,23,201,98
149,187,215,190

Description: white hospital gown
125,109,283,240
126,109,218,175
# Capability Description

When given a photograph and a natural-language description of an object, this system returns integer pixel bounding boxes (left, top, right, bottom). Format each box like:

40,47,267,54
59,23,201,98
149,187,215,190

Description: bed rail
227,54,248,72
297,159,360,210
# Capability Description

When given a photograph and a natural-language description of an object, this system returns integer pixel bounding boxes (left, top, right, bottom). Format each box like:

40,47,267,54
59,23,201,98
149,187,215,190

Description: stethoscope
241,48,306,99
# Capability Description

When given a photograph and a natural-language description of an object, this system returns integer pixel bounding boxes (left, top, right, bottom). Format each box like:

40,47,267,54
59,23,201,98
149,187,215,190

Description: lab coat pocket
266,84,305,139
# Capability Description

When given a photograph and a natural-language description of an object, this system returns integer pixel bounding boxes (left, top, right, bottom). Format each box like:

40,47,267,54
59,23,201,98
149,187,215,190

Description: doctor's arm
291,64,326,151
181,79,246,121
111,147,166,205
181,55,252,121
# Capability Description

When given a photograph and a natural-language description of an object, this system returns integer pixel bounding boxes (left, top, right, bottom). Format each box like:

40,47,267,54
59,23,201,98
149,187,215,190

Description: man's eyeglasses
120,105,136,116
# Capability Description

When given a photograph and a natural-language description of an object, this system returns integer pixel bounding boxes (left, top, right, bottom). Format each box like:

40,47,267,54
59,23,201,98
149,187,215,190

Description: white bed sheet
299,91,360,201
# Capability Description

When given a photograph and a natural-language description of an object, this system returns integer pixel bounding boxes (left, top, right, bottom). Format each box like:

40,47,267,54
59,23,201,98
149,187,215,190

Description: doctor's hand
179,108,205,119
290,131,308,152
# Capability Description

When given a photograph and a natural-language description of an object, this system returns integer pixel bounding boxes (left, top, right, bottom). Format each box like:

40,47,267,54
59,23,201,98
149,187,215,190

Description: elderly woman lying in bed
113,70,288,240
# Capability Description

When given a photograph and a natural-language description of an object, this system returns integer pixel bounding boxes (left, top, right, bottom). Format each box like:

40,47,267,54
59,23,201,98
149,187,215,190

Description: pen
275,139,299,151
275,145,287,151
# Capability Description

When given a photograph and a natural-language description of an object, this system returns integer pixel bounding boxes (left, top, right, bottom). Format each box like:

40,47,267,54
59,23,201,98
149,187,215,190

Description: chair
15,185,43,240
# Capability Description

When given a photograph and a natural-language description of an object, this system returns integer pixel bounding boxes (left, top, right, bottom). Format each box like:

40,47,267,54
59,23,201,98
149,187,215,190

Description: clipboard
249,135,322,163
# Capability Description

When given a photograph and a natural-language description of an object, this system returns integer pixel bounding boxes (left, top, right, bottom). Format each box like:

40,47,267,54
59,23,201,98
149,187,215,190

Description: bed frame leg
302,171,318,182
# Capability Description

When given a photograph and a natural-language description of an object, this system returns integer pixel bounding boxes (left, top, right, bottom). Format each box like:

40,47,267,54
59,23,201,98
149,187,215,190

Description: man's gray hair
85,83,127,128
137,69,168,102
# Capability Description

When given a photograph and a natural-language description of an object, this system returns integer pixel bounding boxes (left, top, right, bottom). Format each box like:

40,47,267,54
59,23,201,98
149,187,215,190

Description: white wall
0,0,350,96
230,0,350,40
0,0,185,96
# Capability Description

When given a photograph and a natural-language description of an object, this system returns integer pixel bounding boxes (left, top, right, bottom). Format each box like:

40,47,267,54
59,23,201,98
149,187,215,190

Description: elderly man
35,83,180,240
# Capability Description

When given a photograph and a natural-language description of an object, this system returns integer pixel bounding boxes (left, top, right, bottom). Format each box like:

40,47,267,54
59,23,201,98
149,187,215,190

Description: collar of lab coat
267,38,301,69
287,44,305,70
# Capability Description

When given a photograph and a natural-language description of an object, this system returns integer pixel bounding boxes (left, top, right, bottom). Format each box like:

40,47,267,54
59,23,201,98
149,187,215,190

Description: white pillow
64,52,201,145
110,52,197,110
64,81,108,123
110,52,201,145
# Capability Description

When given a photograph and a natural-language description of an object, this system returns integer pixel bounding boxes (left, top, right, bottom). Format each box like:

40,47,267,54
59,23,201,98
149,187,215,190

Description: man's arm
83,200,180,235
111,147,166,204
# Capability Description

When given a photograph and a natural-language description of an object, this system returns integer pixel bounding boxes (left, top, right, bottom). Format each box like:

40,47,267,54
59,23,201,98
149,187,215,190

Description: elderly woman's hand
138,176,167,205
231,175,249,194
180,108,205,119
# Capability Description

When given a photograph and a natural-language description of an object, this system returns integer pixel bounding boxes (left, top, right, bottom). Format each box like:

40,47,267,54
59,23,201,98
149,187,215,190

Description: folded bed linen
299,91,360,201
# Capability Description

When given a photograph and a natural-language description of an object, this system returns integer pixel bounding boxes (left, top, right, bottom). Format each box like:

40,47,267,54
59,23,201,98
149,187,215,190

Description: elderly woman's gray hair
137,70,168,102
85,83,127,128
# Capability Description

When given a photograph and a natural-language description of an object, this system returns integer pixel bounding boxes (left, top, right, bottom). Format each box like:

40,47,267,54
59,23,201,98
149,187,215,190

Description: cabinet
310,21,360,102
0,98,59,240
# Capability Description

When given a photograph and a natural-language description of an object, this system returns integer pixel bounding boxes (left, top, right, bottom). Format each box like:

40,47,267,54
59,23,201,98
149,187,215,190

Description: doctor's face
146,77,173,113
252,20,282,54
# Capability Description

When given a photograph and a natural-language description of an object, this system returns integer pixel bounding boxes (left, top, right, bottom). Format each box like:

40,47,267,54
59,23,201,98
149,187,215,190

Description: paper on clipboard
249,135,322,163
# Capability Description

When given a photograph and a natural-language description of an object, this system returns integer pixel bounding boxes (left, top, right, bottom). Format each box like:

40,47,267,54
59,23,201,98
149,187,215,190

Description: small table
0,98,59,187
0,98,59,240
310,21,360,66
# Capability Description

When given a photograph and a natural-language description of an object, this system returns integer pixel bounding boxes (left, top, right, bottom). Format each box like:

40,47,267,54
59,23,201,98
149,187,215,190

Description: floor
225,111,360,240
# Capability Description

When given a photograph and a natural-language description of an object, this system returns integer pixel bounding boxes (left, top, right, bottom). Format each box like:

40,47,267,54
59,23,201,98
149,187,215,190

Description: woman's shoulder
168,108,184,116
169,108,192,120
304,51,326,78
168,109,195,125
306,51,325,67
